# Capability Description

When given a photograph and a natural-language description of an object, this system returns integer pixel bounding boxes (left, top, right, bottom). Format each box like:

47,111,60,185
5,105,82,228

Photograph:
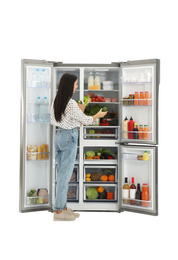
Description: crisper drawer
84,184,117,202
67,184,79,202
55,165,79,182
83,126,118,139
26,188,49,206
84,146,118,164
84,165,117,183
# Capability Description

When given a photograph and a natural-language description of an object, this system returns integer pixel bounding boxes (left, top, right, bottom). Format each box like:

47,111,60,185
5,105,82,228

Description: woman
50,73,108,221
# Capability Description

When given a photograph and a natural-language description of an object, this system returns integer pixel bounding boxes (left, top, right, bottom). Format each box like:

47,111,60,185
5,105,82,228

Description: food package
27,145,38,160
37,188,48,204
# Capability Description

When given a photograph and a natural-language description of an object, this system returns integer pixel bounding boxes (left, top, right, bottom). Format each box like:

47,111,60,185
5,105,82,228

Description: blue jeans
54,127,78,211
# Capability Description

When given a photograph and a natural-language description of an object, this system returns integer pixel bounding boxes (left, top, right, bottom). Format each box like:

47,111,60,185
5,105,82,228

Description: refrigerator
19,58,160,216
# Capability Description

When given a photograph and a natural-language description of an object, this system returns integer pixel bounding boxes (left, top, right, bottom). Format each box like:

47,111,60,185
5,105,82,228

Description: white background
1,0,177,259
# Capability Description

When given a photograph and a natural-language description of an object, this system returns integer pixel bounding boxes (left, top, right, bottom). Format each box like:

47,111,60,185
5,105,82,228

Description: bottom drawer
67,184,79,202
84,185,117,202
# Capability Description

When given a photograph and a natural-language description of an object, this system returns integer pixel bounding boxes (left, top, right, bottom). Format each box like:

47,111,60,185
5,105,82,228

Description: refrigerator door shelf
121,131,152,141
27,152,50,161
26,196,49,206
27,81,51,88
120,99,152,106
84,184,118,202
27,113,50,123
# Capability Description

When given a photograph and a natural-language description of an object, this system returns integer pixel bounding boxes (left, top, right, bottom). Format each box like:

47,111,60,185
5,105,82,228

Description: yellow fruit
86,174,91,178
86,177,91,182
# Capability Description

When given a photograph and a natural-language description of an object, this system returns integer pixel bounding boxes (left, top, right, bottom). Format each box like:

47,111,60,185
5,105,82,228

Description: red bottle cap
143,183,148,186
132,177,134,183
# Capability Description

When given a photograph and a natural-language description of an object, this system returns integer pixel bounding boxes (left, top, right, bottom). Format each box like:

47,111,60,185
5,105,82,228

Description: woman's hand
77,103,86,112
96,108,108,118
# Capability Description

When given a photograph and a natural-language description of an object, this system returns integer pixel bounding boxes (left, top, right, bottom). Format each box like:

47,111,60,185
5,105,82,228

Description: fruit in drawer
86,173,91,178
97,186,105,193
99,190,107,199
89,129,95,134
91,172,102,181
100,175,109,181
86,177,91,182
108,175,115,181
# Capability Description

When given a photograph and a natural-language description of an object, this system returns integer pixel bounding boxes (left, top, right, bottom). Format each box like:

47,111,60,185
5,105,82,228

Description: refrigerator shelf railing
27,81,51,88
122,198,152,208
27,113,50,123
84,89,119,92
88,102,119,104
26,195,49,206
84,158,117,165
27,152,50,161
120,81,152,85
122,153,151,161
121,131,152,141
120,99,152,106
84,126,118,139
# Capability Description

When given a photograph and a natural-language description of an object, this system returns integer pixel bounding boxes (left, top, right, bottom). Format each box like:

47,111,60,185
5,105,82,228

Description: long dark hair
53,73,77,122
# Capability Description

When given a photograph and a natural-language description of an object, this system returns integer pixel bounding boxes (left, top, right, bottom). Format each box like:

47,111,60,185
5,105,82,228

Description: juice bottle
128,116,135,139
141,183,149,207
88,72,94,89
144,91,150,105
139,125,143,139
139,92,144,105
143,125,149,140
134,92,139,105
123,116,128,139
143,151,149,161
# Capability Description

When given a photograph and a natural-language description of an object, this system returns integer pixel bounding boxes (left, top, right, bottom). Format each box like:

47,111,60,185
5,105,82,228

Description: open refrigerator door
120,145,158,215
119,59,160,145
19,59,53,212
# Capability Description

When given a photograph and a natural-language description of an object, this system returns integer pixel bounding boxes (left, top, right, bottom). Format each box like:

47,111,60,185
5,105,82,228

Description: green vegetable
95,148,116,157
84,95,91,106
102,106,108,112
86,151,95,158
76,100,82,104
85,104,101,115
86,187,99,200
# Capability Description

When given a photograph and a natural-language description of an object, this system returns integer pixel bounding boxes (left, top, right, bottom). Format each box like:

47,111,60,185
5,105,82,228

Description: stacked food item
27,144,49,160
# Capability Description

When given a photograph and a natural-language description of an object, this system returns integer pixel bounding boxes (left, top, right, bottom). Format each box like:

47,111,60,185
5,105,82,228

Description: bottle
144,91,150,105
136,183,141,206
36,69,40,87
42,69,46,87
141,183,149,207
43,97,49,122
134,92,139,105
139,91,144,105
130,177,136,205
34,97,41,121
143,151,149,161
95,72,101,89
143,125,149,140
122,177,130,204
128,116,135,139
139,125,143,139
133,122,139,139
123,116,128,139
88,72,94,89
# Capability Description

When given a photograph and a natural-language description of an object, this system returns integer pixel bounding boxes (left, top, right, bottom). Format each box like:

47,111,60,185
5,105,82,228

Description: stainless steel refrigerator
19,58,160,216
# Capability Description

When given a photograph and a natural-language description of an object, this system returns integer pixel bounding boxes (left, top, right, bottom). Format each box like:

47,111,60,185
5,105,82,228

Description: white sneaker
53,211,77,221
67,208,80,218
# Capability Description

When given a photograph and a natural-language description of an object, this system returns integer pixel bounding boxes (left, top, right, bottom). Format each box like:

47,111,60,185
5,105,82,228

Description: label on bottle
130,189,136,199
122,189,129,199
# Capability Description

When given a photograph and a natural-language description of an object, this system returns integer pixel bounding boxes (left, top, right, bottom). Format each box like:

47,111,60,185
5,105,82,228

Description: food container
104,98,112,102
103,85,114,90
103,81,114,85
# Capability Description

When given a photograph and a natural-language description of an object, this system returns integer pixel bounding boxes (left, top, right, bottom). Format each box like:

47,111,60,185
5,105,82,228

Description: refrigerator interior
120,65,155,143
24,65,52,209
121,146,156,213
52,65,120,211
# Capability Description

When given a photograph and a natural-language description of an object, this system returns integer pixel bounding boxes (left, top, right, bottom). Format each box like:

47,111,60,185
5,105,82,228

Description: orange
108,175,115,181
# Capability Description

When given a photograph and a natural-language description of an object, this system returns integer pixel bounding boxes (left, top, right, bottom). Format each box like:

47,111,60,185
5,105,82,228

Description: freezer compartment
26,66,51,88
67,184,79,202
121,146,156,212
84,146,117,164
84,165,117,183
83,126,118,139
84,184,117,202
